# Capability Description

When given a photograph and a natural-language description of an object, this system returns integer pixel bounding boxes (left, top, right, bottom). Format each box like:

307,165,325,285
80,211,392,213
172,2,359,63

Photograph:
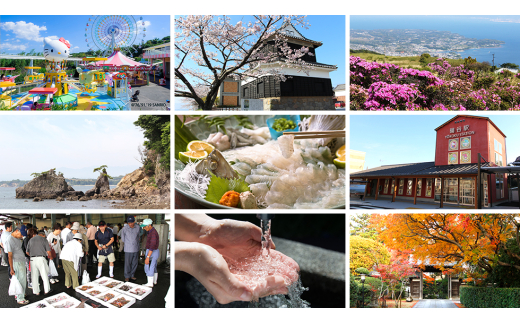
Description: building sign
445,131,475,139
445,124,474,139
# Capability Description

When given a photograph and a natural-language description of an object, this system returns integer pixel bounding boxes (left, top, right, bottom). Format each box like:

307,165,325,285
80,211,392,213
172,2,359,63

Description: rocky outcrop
63,191,84,197
16,169,70,199
79,196,90,201
56,196,64,202
33,197,42,202
85,170,111,197
155,156,170,196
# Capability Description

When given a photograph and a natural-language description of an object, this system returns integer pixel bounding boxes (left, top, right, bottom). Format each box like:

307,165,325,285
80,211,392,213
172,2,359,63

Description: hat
73,233,83,240
127,215,135,223
71,222,80,230
20,225,27,237
98,221,106,227
141,219,153,227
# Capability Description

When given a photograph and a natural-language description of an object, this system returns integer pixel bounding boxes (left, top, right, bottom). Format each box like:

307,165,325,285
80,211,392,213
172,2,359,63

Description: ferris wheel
85,15,147,57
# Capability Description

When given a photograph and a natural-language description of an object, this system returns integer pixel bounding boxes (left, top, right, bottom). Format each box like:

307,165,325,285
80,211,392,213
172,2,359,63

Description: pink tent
89,51,151,72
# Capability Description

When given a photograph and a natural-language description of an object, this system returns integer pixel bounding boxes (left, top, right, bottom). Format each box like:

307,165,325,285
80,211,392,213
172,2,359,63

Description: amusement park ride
0,15,154,111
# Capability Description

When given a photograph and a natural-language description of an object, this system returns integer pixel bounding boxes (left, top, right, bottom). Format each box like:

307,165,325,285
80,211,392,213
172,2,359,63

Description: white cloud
73,46,79,49
1,43,27,51
0,21,47,42
84,119,96,126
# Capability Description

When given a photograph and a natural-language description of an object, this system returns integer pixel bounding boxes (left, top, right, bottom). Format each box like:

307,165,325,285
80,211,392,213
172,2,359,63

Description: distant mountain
0,165,140,181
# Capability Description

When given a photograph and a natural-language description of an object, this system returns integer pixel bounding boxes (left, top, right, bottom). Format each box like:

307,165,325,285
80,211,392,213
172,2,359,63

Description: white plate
104,294,136,309
44,292,71,305
126,285,152,300
95,290,122,304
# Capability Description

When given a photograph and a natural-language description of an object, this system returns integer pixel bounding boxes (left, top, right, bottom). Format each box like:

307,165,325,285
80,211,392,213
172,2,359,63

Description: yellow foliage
350,235,391,274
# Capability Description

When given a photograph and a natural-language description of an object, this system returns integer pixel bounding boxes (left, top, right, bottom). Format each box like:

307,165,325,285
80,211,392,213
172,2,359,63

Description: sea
0,185,121,209
351,15,520,66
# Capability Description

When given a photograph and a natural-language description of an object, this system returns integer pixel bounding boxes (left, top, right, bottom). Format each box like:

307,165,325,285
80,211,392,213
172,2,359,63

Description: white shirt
61,228,72,245
60,239,84,271
112,225,119,235
47,232,62,254
1,230,11,248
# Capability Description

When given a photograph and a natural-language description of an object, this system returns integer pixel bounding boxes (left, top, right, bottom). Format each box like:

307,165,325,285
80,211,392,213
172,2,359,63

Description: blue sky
0,15,169,54
0,116,145,180
175,15,345,109
351,115,520,169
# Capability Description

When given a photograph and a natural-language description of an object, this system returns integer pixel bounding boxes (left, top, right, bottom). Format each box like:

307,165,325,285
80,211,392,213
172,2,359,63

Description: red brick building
351,115,508,208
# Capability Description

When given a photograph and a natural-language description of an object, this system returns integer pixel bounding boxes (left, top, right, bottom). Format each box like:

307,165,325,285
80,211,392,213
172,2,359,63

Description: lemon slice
188,140,215,154
179,150,208,164
336,144,346,158
333,155,345,169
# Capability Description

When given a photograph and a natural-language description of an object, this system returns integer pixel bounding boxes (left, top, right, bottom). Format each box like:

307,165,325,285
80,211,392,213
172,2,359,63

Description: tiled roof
275,21,323,47
350,162,435,177
351,162,493,178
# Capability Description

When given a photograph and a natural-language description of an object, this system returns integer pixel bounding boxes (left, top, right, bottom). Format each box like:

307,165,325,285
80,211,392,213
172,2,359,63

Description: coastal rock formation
33,197,42,202
85,169,111,197
56,196,64,202
16,169,70,199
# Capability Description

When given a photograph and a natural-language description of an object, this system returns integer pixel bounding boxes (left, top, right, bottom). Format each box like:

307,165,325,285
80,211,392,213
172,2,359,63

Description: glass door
459,178,475,206
443,178,458,203
434,178,442,201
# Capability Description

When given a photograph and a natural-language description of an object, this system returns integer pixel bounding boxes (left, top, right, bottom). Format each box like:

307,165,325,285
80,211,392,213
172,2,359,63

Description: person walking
95,221,115,278
142,219,160,287
26,229,53,296
60,233,84,289
71,222,88,277
112,223,119,250
1,222,14,279
5,227,29,305
86,222,97,267
120,216,141,282
46,224,62,279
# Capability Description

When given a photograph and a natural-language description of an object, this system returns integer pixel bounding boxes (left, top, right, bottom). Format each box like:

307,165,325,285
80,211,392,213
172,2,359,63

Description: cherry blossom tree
175,15,314,110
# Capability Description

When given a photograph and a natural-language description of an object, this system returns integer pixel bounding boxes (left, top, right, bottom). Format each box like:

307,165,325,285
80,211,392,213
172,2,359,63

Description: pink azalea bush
350,56,520,110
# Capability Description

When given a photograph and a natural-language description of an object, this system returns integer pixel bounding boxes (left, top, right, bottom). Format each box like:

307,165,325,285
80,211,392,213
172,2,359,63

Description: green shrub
460,286,520,308
355,267,370,275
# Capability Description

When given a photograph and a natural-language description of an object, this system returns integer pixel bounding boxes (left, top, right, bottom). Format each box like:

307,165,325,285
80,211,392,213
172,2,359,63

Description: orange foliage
370,214,519,277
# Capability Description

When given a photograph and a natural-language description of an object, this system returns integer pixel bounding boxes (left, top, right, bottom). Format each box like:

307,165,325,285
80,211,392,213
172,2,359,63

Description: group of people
0,216,161,306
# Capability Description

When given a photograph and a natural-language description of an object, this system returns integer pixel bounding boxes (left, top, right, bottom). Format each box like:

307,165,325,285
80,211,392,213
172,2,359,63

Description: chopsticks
282,130,345,140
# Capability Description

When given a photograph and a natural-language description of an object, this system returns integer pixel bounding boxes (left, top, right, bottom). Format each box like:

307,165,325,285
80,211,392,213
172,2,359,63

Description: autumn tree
175,15,314,110
375,249,416,308
371,214,520,282
350,235,390,274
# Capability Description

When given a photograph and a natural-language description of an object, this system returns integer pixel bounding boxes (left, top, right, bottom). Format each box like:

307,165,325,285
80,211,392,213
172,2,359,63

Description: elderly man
60,233,84,289
142,219,160,287
1,222,13,279
61,222,73,246
71,222,88,277
120,216,141,282
86,221,97,267
95,221,115,278
5,227,29,305
26,229,53,295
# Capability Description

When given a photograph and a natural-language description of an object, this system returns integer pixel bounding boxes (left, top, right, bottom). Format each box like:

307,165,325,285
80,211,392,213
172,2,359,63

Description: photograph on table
175,213,345,308
0,115,170,209
175,15,345,111
0,15,170,111
350,15,520,111
350,114,520,210
350,213,520,308
175,114,345,209
0,213,171,308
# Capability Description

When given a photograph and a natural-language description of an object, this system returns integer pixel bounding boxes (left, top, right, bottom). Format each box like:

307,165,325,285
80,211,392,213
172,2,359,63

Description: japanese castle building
351,115,509,208
218,21,338,110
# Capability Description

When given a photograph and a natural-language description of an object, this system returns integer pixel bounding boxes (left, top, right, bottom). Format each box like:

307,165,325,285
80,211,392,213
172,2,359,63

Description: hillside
351,52,466,70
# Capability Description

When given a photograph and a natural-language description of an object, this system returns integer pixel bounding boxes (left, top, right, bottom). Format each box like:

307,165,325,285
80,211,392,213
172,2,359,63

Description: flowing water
0,185,122,209
260,219,272,258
